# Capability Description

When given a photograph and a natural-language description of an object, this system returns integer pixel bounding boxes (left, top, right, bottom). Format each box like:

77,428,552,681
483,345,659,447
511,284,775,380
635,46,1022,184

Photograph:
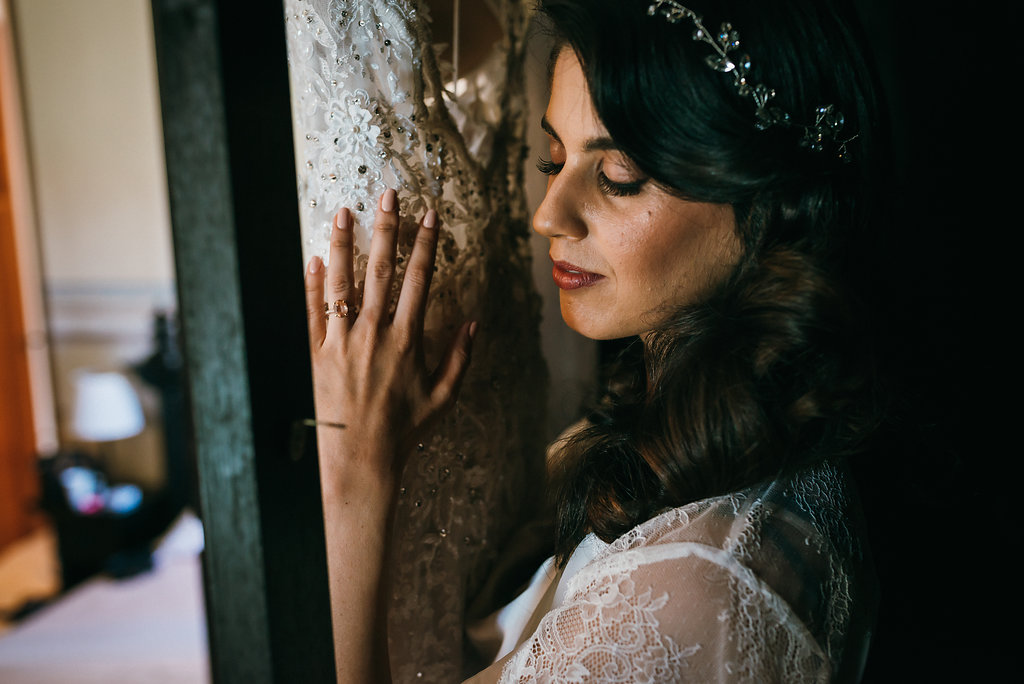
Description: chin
560,302,634,341
561,295,670,341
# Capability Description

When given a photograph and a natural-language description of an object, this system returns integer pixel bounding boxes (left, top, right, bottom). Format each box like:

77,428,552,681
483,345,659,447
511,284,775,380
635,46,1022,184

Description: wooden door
0,81,39,550
151,1,333,680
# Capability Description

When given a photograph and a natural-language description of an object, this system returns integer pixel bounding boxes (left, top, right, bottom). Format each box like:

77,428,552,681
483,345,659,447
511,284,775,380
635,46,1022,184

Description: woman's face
533,50,741,340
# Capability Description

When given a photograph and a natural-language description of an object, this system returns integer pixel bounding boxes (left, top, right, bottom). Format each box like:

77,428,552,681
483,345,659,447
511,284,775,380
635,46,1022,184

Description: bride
303,0,883,680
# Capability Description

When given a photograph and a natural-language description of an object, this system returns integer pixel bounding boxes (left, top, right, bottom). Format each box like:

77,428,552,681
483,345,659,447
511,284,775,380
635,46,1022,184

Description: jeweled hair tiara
647,0,854,160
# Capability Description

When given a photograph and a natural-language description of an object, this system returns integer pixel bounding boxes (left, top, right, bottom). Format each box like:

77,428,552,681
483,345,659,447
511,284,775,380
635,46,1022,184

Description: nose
532,173,586,240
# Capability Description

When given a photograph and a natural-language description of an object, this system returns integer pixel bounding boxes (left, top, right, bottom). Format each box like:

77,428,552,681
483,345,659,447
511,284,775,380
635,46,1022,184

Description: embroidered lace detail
506,562,699,683
497,464,873,683
285,2,546,682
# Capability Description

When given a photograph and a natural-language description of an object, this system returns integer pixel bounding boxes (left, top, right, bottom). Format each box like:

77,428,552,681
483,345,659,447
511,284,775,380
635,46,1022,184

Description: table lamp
65,370,145,515
70,370,145,443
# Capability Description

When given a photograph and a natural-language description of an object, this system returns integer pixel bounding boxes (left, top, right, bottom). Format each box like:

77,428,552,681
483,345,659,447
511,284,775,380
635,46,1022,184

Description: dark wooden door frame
150,1,333,681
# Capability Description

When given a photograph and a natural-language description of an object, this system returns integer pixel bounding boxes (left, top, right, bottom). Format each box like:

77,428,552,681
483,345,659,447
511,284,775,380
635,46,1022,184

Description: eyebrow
540,115,621,153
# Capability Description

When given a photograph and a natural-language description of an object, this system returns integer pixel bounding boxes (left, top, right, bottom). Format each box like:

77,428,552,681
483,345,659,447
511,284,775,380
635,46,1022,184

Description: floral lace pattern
284,2,547,681
497,463,873,683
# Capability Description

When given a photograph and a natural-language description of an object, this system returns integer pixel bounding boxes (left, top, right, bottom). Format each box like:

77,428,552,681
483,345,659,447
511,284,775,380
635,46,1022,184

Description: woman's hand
305,188,476,499
303,188,475,684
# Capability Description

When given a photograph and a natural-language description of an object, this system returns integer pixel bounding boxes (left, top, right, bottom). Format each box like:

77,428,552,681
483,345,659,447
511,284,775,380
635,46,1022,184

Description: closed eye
597,172,647,197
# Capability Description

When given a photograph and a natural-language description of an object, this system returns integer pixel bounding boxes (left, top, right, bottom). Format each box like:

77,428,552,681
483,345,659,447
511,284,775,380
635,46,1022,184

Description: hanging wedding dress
284,1,548,681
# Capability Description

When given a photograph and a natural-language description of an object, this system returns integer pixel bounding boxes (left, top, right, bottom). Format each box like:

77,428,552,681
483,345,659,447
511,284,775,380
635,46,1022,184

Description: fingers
305,256,327,349
360,188,400,325
394,209,439,333
326,208,356,333
430,321,477,410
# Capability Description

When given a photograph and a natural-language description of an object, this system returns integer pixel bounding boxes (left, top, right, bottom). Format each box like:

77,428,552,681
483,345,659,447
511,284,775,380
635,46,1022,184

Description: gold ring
324,299,350,318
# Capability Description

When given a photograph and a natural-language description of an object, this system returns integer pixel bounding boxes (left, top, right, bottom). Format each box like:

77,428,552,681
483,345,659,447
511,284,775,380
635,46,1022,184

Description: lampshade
70,370,145,442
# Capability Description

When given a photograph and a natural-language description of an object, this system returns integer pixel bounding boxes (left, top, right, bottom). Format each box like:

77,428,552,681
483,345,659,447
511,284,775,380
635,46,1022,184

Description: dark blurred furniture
39,310,196,592
39,451,163,590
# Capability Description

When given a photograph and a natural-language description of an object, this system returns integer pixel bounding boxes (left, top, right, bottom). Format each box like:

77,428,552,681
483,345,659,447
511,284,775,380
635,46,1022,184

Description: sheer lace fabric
284,2,547,681
468,462,875,683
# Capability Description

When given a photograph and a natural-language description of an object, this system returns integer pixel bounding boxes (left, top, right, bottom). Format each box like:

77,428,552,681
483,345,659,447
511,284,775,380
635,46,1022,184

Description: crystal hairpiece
647,0,854,160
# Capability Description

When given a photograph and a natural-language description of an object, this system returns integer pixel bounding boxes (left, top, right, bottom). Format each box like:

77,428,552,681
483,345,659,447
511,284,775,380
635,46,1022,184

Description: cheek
601,208,650,260
614,215,678,290
621,208,730,306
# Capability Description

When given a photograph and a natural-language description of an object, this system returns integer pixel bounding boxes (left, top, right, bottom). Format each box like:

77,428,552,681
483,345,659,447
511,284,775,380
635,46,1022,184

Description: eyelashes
597,174,647,198
536,157,647,198
536,157,563,176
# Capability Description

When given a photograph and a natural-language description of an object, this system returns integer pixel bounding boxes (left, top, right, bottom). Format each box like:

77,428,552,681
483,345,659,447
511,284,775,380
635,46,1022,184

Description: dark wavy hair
536,0,889,564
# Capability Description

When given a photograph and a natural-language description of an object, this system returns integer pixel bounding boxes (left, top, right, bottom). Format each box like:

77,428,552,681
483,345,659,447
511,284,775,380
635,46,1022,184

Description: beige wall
13,0,173,287
12,0,174,489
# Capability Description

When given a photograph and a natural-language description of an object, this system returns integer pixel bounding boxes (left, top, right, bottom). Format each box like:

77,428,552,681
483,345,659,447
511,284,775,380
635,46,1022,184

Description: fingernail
381,188,397,213
335,208,350,229
468,321,478,340
424,209,437,229
308,256,323,274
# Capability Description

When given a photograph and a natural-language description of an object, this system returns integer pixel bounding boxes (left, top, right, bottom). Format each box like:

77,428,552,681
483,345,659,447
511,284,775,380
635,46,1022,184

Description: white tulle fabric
468,461,875,683
284,2,547,682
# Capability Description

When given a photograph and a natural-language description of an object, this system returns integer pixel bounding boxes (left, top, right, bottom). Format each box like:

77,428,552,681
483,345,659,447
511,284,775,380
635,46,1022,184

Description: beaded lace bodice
284,2,547,681
467,461,875,683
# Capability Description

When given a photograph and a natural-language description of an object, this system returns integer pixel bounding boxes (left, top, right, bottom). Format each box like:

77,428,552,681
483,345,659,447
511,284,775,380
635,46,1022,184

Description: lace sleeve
496,543,831,683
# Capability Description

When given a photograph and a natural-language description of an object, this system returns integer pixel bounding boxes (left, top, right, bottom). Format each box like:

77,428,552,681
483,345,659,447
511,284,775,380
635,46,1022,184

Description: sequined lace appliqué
284,2,546,682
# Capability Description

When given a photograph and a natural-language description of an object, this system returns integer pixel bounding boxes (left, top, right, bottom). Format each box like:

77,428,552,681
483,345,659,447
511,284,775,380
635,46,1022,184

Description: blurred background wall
11,0,175,490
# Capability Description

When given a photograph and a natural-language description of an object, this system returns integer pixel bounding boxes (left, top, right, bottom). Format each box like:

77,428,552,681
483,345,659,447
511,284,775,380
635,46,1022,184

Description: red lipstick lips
551,260,604,290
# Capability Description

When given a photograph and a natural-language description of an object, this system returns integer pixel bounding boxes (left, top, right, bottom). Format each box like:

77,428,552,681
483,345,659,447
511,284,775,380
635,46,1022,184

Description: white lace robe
284,2,547,681
467,461,876,683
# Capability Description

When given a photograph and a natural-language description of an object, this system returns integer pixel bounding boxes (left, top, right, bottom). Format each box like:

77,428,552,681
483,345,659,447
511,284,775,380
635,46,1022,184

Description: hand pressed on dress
304,188,476,496
303,189,475,684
